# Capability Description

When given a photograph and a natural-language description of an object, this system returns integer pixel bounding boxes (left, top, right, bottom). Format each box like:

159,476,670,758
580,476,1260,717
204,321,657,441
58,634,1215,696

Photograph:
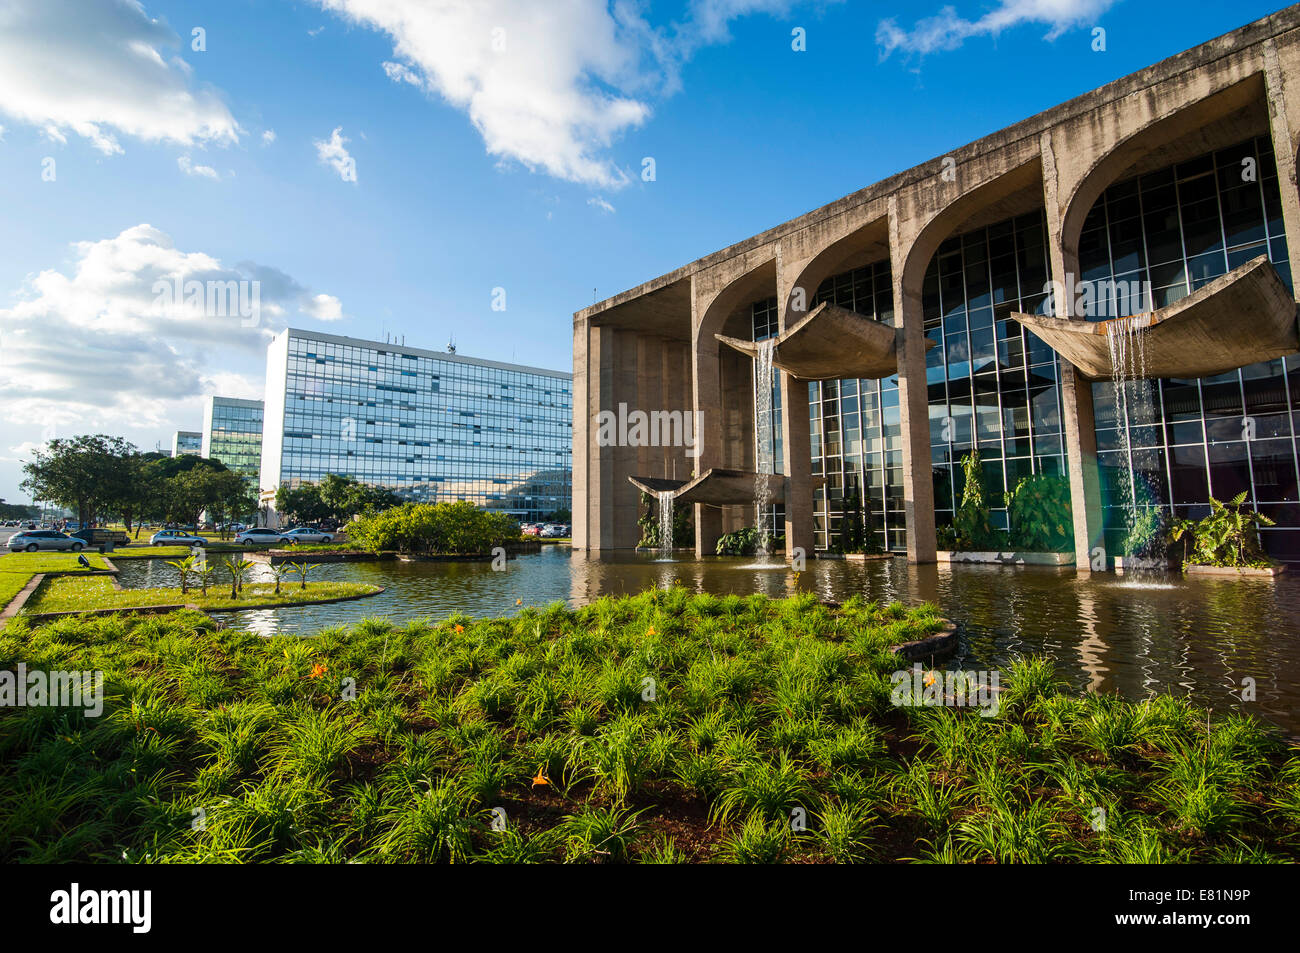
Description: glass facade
742,135,1299,560
262,329,572,523
172,431,202,457
1079,135,1299,559
203,397,264,490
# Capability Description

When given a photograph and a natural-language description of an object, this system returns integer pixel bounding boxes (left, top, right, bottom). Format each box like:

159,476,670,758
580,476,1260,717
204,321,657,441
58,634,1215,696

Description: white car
8,530,87,552
277,527,334,544
150,531,208,546
235,527,287,545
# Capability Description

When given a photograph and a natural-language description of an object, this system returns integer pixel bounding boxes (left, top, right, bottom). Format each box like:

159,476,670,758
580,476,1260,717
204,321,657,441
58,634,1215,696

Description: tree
21,434,137,527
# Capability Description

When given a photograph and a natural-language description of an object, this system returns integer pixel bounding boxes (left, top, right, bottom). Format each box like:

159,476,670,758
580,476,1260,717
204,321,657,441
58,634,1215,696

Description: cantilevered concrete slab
1011,257,1299,381
629,468,789,507
714,302,934,381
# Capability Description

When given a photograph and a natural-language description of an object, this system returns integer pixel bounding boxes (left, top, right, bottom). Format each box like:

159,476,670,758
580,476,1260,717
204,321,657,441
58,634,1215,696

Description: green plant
288,561,323,590
944,450,999,551
715,526,781,556
1004,473,1073,552
222,556,256,599
1169,492,1275,568
636,492,694,550
165,555,197,595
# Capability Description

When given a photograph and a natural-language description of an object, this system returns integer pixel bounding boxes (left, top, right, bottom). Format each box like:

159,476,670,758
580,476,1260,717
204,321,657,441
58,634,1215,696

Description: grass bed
24,577,381,614
0,552,113,614
108,545,251,559
0,589,1295,864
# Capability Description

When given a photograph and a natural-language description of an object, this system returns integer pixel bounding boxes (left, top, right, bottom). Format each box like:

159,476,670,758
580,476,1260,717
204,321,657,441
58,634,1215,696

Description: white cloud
177,155,220,180
303,293,344,320
314,0,825,189
262,129,277,145
0,0,239,154
878,0,1117,57
587,196,616,214
0,224,343,435
315,126,357,182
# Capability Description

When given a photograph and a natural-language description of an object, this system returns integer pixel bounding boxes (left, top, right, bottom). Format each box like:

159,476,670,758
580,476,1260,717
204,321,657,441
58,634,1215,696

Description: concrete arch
896,156,1046,300
781,216,890,324
1058,74,1268,268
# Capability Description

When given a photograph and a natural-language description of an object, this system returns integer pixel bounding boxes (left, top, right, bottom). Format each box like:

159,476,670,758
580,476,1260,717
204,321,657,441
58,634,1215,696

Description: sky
0,0,1292,503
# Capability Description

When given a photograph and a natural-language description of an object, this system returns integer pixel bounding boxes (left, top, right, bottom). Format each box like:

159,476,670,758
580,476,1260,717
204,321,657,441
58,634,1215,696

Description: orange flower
308,662,328,680
531,766,550,787
454,624,464,634
923,671,936,687
648,626,656,636
516,598,523,606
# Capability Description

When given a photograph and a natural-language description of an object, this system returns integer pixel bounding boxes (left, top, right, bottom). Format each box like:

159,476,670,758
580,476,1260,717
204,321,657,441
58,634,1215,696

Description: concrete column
1042,131,1105,571
1265,39,1300,306
775,256,815,559
889,198,938,564
572,318,590,549
691,275,726,557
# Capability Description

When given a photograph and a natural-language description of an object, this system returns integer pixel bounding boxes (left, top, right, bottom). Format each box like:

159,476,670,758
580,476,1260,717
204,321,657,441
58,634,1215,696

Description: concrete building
202,396,263,490
260,328,572,526
171,430,202,457
573,9,1300,568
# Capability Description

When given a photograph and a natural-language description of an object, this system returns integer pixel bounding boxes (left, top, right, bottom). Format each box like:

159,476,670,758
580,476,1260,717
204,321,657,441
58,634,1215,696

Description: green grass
0,589,1294,864
23,575,382,614
107,544,252,559
0,552,113,614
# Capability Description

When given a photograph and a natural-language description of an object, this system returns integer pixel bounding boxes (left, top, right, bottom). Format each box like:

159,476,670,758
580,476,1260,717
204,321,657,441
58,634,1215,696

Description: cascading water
753,339,775,559
657,490,675,560
1105,316,1164,562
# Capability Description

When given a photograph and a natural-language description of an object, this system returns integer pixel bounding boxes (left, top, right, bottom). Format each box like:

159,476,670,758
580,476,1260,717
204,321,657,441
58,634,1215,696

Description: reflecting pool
115,548,1300,735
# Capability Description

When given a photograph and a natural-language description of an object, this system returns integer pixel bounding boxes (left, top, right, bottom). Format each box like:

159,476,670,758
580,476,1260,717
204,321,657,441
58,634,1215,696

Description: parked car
149,531,208,546
70,528,130,549
8,530,87,552
522,524,542,537
235,527,287,545
278,527,334,545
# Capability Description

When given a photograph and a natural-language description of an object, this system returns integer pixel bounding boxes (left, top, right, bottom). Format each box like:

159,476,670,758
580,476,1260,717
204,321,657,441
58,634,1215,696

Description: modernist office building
260,328,572,525
202,396,264,489
574,9,1300,568
171,430,202,457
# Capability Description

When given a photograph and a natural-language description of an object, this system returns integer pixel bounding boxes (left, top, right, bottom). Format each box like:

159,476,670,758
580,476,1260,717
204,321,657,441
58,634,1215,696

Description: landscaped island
0,589,1294,863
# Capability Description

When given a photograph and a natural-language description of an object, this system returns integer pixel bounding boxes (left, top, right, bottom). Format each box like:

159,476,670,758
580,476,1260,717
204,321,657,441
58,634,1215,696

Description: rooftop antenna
447,334,456,354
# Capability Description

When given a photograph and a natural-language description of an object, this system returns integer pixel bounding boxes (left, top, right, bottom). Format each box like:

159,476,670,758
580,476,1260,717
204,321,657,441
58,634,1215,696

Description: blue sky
0,0,1291,502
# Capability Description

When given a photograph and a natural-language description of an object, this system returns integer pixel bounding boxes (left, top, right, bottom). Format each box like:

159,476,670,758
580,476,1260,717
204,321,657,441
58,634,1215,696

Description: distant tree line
20,434,257,534
273,473,402,526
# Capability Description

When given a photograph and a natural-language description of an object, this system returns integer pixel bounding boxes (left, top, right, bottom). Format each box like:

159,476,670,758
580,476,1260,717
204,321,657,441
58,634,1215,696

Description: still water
117,548,1300,735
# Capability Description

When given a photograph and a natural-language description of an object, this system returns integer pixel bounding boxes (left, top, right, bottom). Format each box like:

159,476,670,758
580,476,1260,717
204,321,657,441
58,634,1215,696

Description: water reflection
114,549,1300,735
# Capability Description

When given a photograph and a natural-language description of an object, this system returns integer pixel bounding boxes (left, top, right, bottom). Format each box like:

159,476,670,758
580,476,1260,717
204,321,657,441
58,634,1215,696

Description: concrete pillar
889,198,938,564
572,318,590,549
775,256,815,559
1265,39,1300,307
1042,130,1106,571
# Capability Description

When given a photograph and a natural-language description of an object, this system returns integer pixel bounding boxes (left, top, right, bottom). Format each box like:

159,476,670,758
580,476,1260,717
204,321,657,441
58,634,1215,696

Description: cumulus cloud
177,155,220,180
314,0,826,188
315,126,357,182
0,0,239,154
877,0,1117,57
0,224,342,432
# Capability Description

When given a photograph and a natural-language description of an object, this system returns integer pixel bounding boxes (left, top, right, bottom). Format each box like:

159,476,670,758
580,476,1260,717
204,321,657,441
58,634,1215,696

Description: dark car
70,528,130,549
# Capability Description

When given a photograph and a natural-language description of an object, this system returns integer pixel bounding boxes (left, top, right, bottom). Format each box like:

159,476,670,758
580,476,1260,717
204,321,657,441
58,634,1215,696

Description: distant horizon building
259,328,572,526
171,431,202,458
202,396,264,490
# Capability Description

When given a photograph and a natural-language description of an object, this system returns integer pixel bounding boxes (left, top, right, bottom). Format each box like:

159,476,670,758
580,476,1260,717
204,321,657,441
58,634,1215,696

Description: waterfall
657,490,674,560
1105,317,1163,559
754,339,775,558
